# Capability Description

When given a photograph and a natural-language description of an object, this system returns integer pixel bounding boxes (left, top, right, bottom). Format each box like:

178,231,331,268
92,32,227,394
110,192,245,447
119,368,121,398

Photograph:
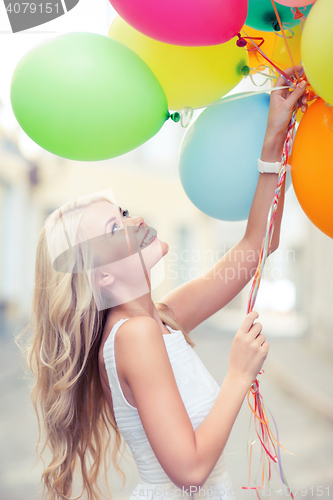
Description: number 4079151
5,3,60,14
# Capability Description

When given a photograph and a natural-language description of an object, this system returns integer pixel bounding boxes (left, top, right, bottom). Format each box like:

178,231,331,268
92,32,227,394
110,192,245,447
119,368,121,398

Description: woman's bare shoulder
105,315,159,339
99,315,161,365
112,316,163,346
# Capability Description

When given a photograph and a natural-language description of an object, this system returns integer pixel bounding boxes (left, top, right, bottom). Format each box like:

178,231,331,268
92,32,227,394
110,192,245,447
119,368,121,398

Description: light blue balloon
179,93,291,221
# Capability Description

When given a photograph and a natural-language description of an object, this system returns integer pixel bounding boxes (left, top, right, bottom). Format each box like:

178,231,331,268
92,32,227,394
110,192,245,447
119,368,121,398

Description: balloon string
241,28,294,84
249,65,278,87
124,226,132,256
274,26,294,39
270,0,298,77
243,379,296,498
241,108,299,499
291,7,307,30
177,85,291,124
174,22,313,127
247,110,297,312
249,73,272,87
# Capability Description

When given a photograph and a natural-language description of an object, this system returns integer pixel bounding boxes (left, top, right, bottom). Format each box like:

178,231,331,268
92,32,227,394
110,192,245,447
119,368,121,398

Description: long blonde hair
16,192,194,500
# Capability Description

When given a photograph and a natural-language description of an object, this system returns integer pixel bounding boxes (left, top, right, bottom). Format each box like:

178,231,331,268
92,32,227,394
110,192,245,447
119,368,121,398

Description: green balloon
10,33,168,161
246,0,312,31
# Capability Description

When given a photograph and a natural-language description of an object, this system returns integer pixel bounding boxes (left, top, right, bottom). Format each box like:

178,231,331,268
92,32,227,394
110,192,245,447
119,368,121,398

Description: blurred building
303,222,333,359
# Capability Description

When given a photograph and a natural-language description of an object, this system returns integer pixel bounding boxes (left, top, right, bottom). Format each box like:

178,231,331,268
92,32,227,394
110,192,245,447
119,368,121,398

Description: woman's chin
140,237,168,268
161,240,169,255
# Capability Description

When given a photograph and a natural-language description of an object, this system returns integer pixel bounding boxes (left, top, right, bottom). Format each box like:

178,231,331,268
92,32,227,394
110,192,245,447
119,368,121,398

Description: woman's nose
127,216,146,231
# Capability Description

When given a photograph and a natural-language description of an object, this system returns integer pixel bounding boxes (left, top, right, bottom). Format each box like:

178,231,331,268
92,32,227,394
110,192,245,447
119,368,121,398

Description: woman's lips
140,228,157,249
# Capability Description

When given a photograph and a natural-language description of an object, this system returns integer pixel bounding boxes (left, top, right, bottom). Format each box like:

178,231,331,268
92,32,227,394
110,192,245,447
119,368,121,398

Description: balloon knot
166,111,181,123
272,20,281,32
291,7,305,20
241,65,250,76
236,33,247,48
290,7,305,19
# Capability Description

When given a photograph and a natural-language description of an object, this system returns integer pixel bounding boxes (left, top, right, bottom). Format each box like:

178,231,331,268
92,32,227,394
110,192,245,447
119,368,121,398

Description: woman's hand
261,65,308,163
265,65,308,144
228,311,269,386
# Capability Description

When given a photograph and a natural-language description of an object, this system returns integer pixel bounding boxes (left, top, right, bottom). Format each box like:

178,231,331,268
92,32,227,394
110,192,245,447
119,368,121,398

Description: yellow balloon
109,16,248,111
302,0,333,105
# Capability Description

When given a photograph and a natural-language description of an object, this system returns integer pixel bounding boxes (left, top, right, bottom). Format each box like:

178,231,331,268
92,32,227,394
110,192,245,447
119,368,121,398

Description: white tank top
103,318,236,499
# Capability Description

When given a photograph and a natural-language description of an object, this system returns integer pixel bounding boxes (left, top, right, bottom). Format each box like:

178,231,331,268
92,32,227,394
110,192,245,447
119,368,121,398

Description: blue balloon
179,93,291,221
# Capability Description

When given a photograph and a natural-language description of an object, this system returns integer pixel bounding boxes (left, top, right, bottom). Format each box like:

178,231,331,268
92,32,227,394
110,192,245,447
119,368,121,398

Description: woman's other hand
228,311,269,386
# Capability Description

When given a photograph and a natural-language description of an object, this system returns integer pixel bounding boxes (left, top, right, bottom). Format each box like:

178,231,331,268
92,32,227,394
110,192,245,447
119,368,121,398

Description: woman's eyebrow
104,216,116,232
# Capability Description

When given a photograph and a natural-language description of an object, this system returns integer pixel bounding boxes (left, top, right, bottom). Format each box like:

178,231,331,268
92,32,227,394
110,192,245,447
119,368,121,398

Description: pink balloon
275,0,314,6
108,0,248,46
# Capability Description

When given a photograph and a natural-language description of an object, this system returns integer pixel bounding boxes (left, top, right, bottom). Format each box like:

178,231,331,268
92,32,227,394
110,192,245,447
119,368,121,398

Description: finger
245,322,262,342
240,311,259,333
274,65,303,91
261,342,270,357
255,333,266,345
285,80,307,110
249,322,263,339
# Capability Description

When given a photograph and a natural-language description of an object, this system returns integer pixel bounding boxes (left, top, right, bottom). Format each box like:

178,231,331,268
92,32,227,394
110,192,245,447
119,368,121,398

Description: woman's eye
111,222,121,235
122,209,130,218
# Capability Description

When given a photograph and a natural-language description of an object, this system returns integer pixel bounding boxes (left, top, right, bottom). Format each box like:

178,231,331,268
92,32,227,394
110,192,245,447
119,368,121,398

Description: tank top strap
103,318,138,414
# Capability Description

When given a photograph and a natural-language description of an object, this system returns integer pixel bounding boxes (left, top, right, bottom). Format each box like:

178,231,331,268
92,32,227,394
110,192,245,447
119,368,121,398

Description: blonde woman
21,67,307,500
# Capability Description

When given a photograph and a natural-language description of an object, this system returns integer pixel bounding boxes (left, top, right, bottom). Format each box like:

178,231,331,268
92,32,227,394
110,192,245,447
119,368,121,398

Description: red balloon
108,0,248,46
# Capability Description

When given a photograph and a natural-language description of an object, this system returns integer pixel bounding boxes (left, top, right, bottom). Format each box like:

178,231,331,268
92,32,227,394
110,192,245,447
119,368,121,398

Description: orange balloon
290,98,333,239
296,99,315,123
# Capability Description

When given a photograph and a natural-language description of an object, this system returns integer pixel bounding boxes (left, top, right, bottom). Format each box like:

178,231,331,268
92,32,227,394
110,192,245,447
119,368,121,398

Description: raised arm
114,313,268,489
159,66,308,333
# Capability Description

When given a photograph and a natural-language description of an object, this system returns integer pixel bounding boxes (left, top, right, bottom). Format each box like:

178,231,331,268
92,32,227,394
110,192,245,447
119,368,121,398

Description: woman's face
80,200,169,280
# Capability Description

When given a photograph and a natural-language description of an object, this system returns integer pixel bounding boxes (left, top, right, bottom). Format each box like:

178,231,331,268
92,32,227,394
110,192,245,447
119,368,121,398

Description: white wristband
258,159,291,173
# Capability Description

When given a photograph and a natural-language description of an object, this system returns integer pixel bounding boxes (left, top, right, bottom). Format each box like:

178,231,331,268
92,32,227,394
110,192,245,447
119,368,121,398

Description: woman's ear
99,272,115,288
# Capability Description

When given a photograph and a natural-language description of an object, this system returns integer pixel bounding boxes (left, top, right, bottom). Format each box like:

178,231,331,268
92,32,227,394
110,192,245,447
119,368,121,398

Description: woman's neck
107,294,166,330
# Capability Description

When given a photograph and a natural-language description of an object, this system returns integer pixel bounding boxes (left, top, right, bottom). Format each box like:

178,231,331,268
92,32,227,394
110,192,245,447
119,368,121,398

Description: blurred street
1,318,332,500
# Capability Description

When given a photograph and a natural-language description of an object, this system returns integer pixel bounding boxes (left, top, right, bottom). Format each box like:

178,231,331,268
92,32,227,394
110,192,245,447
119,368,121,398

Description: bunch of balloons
10,0,333,238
